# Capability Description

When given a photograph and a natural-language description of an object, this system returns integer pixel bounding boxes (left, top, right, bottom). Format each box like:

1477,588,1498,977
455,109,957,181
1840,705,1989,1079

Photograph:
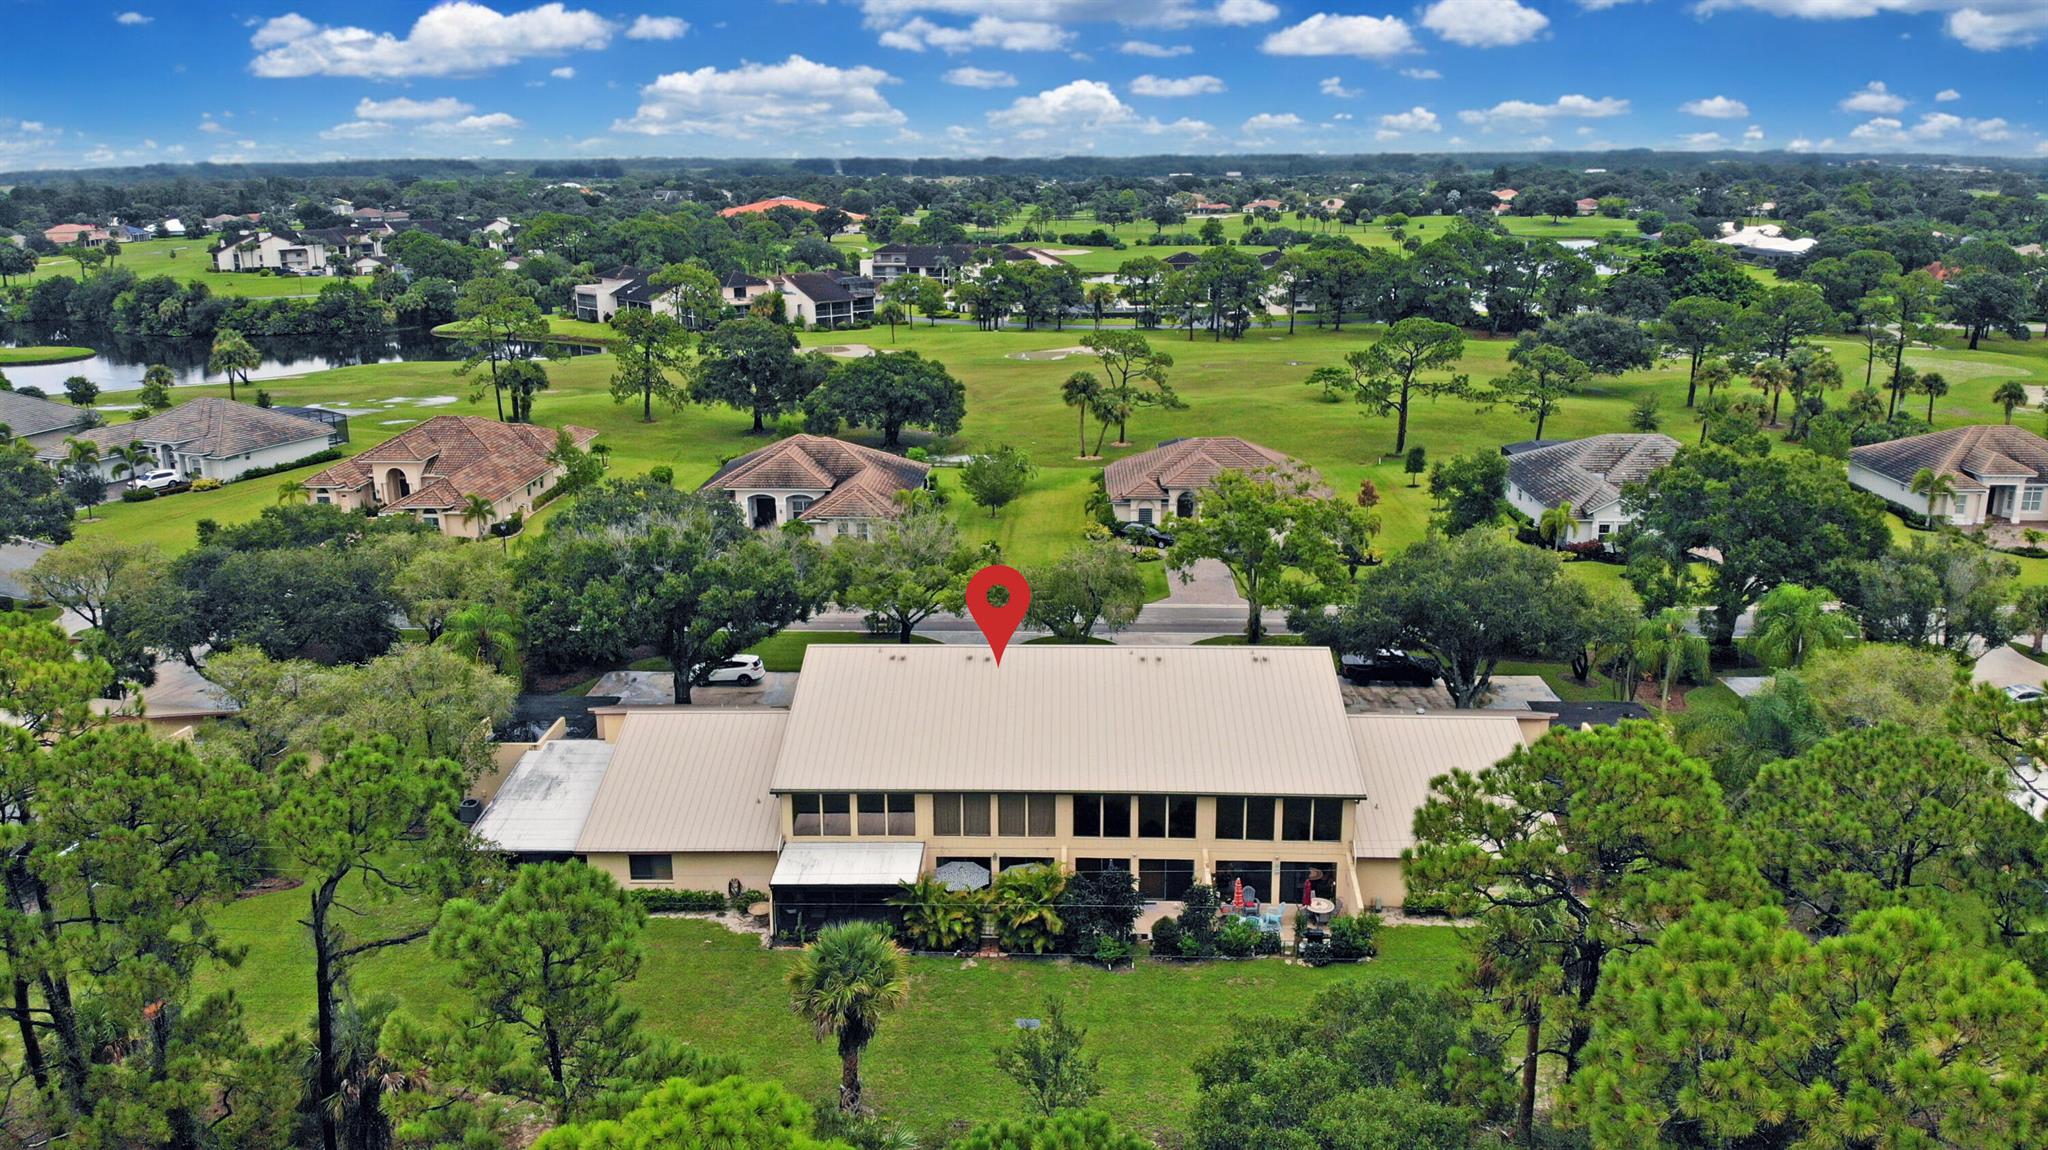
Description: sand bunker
813,344,877,358
1005,346,1093,362
1041,248,1092,256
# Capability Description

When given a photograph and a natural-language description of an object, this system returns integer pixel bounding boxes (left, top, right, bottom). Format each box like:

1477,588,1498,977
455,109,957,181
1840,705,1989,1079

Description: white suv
132,469,180,491
704,654,765,686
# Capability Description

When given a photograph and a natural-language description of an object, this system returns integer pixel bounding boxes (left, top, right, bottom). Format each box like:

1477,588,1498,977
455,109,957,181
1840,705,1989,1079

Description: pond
0,325,595,394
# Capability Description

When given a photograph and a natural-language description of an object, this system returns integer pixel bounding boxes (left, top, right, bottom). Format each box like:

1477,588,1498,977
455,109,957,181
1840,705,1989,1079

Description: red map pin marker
965,565,1031,665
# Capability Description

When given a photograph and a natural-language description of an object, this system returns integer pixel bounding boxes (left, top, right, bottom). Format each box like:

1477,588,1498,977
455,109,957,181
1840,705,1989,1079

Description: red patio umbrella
1302,877,1314,907
1232,878,1244,909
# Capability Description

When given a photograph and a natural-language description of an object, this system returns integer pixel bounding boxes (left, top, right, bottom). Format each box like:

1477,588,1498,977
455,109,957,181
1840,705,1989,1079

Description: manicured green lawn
202,887,1462,1142
1494,659,1628,703
70,319,2048,593
20,238,372,298
433,314,618,345
745,630,939,671
0,345,93,365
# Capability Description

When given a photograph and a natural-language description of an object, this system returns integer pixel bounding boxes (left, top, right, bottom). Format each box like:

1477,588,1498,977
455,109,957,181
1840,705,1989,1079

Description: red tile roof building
303,415,597,537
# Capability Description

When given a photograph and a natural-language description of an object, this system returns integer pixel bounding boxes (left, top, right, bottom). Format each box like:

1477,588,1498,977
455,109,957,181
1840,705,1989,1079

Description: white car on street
704,654,765,686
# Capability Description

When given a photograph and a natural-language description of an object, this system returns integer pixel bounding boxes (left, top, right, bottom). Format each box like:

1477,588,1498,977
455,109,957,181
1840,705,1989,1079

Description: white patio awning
771,842,925,887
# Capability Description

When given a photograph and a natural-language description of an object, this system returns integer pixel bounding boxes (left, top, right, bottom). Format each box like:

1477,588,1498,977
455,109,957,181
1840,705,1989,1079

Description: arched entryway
383,468,411,504
748,494,778,528
1175,492,1196,518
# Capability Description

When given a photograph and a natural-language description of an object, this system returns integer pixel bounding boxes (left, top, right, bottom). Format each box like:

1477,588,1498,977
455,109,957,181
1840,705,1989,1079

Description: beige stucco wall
585,850,777,895
1353,859,1408,910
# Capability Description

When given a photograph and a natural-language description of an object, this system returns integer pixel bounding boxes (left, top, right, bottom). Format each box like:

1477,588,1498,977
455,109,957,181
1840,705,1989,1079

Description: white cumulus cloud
1421,0,1549,47
878,15,1070,52
1242,111,1304,134
1681,95,1750,119
1379,106,1442,133
1936,88,1960,101
1120,40,1193,56
1695,0,2048,52
249,3,615,79
1320,77,1361,98
114,11,151,24
354,96,475,120
1839,80,1907,114
1459,94,1630,126
943,66,1017,88
418,112,523,135
626,15,687,40
1216,0,1281,23
991,79,1136,130
550,66,575,79
1131,74,1226,97
1262,13,1416,57
1401,67,1443,80
614,55,906,139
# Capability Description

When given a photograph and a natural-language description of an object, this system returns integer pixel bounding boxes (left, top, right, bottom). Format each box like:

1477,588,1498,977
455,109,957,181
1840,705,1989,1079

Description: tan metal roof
1347,713,1532,859
574,710,787,853
769,645,1368,797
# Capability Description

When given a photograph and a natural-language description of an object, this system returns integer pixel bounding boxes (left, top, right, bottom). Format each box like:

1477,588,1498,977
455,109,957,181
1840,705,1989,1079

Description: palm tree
1085,282,1117,329
875,301,907,343
60,438,103,520
107,440,150,483
1994,379,2030,425
1061,371,1103,459
1634,607,1709,710
1537,500,1576,549
277,479,310,505
1749,358,1791,426
1915,370,1949,423
444,603,522,676
208,328,260,402
1693,393,1730,445
1910,467,1957,526
787,921,909,1114
458,493,499,546
1749,583,1857,668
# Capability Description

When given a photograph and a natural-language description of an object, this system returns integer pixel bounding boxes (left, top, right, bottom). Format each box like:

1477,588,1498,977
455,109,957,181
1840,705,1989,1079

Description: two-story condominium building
473,645,1549,934
774,272,875,328
571,266,652,323
210,229,330,275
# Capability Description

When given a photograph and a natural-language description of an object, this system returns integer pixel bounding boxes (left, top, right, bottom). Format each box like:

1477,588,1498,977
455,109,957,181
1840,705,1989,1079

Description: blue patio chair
1258,904,1284,934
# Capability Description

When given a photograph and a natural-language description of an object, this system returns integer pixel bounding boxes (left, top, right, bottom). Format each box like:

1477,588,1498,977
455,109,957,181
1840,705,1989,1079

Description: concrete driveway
690,672,797,708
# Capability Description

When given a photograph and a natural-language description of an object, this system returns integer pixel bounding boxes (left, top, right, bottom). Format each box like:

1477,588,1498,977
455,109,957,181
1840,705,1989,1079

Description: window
627,854,673,882
1138,507,1154,525
932,792,991,837
1279,861,1336,904
314,494,330,505
998,794,1056,837
1001,856,1053,871
1074,857,1129,874
1072,794,1131,837
793,793,852,836
1137,795,1197,839
1214,861,1275,905
1215,796,1276,841
857,793,916,836
1138,859,1196,901
1596,522,1613,537
788,494,815,516
1281,797,1344,842
2026,486,2044,514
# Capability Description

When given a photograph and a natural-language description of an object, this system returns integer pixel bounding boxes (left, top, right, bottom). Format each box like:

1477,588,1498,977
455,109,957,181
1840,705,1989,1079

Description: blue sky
3,1,2047,169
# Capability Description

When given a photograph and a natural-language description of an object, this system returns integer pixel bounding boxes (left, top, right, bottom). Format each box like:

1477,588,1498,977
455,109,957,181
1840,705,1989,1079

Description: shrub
189,477,223,492
1148,915,1183,958
1298,939,1335,967
1254,929,1282,956
1058,868,1143,956
632,888,728,913
648,465,674,486
1328,912,1382,962
1217,917,1262,958
991,865,1068,954
233,447,345,484
1132,549,1163,563
1177,884,1223,957
120,488,158,503
727,887,766,914
1091,935,1134,970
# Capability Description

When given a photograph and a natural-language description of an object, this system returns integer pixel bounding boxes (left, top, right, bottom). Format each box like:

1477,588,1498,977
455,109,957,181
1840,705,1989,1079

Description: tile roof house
43,223,111,246
1503,433,1681,545
1849,425,2048,527
36,397,335,485
717,197,866,232
302,415,599,538
700,433,930,540
0,390,96,451
1575,197,1601,216
1104,436,1323,524
480,644,1550,926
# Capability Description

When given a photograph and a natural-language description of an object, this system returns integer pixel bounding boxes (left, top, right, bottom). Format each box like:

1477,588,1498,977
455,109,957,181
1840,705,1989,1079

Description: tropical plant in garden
1749,583,1858,668
990,864,1067,954
889,875,981,951
1910,466,1957,526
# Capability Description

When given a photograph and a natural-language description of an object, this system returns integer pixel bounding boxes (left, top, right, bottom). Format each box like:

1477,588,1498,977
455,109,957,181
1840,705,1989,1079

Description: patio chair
1257,904,1284,934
